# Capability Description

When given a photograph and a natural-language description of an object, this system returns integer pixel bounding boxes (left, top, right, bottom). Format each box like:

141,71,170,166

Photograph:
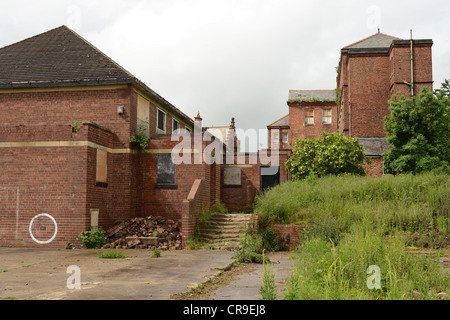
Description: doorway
260,166,280,193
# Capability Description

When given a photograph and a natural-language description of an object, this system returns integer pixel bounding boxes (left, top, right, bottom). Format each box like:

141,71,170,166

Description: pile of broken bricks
105,216,182,250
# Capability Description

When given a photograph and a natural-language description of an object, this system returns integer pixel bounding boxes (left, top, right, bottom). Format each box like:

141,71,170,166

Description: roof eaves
342,32,402,49
267,114,289,127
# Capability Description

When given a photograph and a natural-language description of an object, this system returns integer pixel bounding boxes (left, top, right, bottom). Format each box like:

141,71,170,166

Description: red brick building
0,27,434,248
0,26,222,248
268,31,433,177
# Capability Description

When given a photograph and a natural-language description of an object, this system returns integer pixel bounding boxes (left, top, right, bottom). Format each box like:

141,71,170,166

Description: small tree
383,84,450,174
286,132,366,180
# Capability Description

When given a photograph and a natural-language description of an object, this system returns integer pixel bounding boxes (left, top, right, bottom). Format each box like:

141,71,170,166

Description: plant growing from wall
129,124,149,150
70,107,82,133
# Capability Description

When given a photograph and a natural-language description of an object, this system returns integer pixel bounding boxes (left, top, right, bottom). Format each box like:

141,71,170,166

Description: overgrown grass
98,250,127,259
254,172,450,300
254,172,450,248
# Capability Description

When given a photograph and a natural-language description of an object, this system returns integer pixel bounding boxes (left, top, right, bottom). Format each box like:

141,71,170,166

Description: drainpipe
410,29,414,96
403,30,415,97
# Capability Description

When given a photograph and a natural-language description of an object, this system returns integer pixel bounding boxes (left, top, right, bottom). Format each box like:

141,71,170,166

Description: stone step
197,213,254,249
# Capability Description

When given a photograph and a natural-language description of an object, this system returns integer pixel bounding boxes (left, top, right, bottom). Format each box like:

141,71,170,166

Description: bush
383,85,450,174
234,230,270,264
78,227,107,249
286,132,366,180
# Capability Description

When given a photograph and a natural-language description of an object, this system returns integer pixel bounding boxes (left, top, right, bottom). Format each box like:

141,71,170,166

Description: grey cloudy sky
1,0,449,150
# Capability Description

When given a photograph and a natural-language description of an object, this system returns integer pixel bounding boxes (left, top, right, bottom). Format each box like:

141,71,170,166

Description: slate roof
267,114,289,127
0,25,193,125
288,90,336,102
359,138,389,157
343,32,402,50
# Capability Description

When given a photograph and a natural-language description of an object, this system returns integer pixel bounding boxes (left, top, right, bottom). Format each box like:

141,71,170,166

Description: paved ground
0,247,294,300
212,252,295,300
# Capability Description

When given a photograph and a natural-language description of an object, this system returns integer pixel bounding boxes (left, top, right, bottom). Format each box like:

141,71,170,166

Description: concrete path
0,247,295,300
0,248,235,300
211,252,295,300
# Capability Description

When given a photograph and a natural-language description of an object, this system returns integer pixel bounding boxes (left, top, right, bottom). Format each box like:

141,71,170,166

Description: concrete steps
197,213,254,249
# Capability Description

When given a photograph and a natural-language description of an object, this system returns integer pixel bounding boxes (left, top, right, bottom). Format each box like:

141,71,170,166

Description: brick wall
288,101,337,141
0,87,134,149
0,121,142,248
364,158,384,177
271,224,302,249
347,54,391,138
181,179,204,247
220,151,290,212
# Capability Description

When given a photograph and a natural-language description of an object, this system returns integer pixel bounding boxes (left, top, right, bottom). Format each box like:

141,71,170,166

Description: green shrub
151,248,161,258
286,132,367,180
98,250,127,259
129,125,149,150
78,227,107,249
261,227,287,252
234,229,270,264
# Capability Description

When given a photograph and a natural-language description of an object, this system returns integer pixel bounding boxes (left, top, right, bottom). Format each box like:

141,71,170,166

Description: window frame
322,108,332,125
172,118,180,133
282,132,288,144
156,107,166,133
305,109,314,126
272,130,279,144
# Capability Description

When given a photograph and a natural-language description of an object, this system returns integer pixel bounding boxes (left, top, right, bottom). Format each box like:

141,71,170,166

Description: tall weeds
255,172,450,300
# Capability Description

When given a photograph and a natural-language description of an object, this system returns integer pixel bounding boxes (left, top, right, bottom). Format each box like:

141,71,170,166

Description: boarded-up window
90,209,99,227
156,153,175,185
137,95,150,137
96,149,107,184
223,167,241,186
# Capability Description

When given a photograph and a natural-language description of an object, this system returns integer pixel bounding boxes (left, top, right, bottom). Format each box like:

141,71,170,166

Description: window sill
95,182,108,188
154,184,178,189
223,185,242,188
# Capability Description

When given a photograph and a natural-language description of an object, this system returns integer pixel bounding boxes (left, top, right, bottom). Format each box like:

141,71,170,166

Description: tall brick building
268,31,433,177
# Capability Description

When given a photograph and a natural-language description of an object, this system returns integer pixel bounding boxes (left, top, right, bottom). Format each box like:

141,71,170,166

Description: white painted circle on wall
29,213,58,244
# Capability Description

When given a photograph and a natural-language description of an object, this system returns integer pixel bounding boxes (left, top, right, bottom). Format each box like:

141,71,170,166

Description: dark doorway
260,166,280,193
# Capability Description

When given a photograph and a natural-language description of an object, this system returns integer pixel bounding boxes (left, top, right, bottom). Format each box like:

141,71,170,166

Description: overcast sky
0,0,449,151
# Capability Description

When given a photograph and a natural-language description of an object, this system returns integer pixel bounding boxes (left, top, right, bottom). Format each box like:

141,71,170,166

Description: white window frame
322,109,332,125
305,109,314,126
272,130,279,144
282,132,288,144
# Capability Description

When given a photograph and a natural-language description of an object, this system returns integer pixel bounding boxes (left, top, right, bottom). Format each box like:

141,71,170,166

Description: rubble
105,216,182,250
